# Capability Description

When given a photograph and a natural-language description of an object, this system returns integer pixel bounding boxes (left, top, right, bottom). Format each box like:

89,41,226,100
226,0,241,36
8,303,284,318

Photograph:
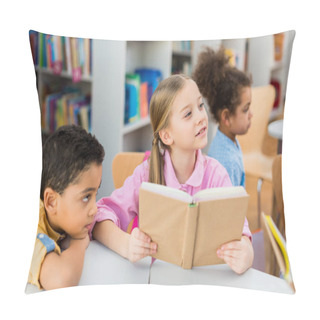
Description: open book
139,182,249,269
261,212,295,291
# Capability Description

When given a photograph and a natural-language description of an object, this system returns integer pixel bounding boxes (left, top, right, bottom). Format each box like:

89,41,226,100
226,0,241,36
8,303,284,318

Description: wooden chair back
112,152,146,189
272,154,285,237
237,85,276,154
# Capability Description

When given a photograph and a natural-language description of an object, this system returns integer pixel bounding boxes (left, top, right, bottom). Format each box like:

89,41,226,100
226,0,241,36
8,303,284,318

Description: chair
112,152,146,189
272,154,285,238
237,85,276,228
112,152,147,233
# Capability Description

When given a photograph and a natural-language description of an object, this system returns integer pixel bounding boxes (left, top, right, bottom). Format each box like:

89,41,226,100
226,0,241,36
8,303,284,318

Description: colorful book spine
78,38,85,74
65,36,72,74
83,38,91,77
125,73,140,123
38,32,44,67
29,30,38,65
61,36,67,71
46,34,53,69
140,82,148,118
70,37,82,82
53,35,62,75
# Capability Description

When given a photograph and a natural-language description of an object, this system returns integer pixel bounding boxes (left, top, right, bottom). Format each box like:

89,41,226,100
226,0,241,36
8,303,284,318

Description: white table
149,259,294,294
79,240,151,286
25,241,151,294
268,119,283,153
26,240,294,294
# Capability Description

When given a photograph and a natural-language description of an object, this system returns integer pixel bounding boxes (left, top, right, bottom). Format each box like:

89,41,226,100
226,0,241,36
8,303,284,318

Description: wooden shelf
35,66,92,82
122,116,151,135
172,50,192,58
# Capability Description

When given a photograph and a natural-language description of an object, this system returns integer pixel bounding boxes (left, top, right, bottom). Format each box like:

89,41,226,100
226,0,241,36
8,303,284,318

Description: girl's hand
127,228,157,263
216,236,254,274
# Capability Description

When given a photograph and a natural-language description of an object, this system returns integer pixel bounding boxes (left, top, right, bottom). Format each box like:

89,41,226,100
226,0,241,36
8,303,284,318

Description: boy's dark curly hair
192,47,251,122
40,125,105,200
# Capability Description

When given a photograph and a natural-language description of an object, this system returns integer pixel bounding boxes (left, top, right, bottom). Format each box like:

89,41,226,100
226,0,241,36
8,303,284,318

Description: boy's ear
159,129,173,146
43,188,58,216
221,109,231,127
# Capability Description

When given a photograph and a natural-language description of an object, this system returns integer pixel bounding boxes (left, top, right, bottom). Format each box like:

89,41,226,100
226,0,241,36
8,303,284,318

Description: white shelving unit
91,40,171,197
247,31,295,120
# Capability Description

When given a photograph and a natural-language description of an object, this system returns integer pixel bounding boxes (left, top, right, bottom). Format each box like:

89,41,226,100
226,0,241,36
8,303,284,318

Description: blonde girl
94,74,253,274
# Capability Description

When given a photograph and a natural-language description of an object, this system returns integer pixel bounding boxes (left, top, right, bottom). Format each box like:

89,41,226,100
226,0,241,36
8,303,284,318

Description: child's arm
93,220,157,263
216,236,254,274
39,234,90,290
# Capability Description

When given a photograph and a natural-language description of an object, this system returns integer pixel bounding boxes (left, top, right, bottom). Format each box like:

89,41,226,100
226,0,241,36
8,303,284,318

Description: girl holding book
192,47,252,187
93,74,253,274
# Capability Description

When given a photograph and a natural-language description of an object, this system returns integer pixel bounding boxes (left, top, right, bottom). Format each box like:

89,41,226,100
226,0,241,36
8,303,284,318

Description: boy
28,125,108,290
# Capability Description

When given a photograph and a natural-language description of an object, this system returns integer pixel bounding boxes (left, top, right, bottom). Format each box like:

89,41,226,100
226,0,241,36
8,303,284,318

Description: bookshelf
31,34,172,197
171,41,193,76
35,66,92,82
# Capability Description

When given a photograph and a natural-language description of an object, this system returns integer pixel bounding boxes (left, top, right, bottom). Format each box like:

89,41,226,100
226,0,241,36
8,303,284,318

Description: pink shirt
96,149,252,239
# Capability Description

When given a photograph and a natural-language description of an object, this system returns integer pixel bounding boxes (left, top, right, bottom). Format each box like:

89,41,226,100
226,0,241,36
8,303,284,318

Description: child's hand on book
127,228,157,263
216,236,254,274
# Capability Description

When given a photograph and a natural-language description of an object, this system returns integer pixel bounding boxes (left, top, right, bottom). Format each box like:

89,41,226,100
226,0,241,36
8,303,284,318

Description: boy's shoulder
28,202,63,289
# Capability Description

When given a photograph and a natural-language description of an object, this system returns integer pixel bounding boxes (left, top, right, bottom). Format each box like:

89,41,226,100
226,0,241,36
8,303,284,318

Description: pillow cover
26,30,295,294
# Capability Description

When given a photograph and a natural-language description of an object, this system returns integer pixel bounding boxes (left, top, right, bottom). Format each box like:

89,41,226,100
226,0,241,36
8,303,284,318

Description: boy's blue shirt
208,128,245,187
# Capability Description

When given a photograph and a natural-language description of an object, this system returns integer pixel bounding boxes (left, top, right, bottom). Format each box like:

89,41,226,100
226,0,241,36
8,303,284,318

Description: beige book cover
139,182,249,269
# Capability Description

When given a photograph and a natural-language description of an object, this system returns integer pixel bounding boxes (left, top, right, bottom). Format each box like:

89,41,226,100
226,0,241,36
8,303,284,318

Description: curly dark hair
192,47,251,122
40,125,105,200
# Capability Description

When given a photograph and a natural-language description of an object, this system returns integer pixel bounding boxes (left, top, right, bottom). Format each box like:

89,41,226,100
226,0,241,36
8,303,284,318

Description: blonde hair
148,74,190,185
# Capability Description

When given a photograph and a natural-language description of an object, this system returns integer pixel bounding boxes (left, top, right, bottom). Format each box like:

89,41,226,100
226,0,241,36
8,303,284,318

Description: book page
140,182,192,203
193,186,247,202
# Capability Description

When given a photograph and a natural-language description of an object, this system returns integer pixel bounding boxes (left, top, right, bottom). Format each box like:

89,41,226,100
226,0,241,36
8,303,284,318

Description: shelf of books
122,41,171,149
30,30,92,81
124,69,162,128
35,66,92,82
29,30,92,134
